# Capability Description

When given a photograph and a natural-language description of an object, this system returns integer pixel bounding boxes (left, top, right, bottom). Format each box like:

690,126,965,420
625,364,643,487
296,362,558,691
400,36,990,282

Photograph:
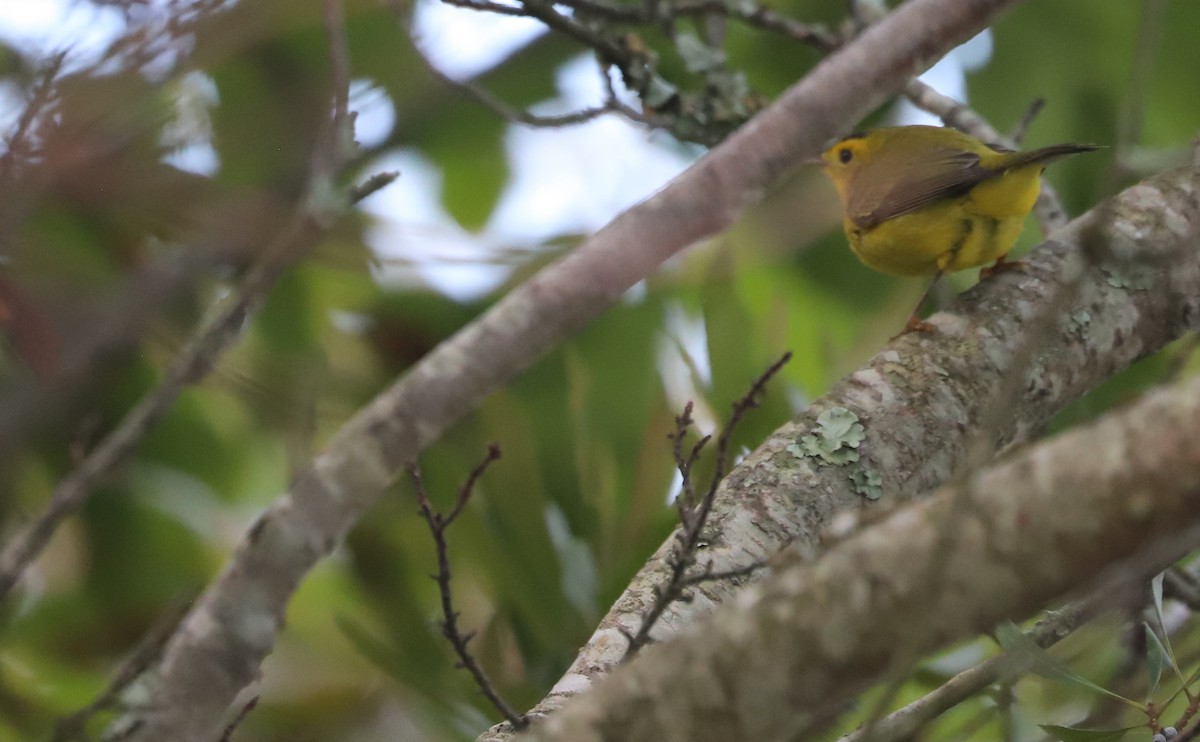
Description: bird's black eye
838,148,853,164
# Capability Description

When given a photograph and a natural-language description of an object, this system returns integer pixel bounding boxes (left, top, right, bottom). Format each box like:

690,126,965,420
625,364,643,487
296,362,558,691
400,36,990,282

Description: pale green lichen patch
849,467,882,500
1066,309,1091,335
790,407,881,499
790,407,864,465
1101,262,1156,291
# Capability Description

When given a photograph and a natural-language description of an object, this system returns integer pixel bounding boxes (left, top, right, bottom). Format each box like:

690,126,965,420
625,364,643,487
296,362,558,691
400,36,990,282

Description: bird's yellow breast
844,161,1044,277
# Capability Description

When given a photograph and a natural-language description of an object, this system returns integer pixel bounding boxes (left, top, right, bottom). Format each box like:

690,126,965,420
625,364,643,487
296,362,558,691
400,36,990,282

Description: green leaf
336,615,407,678
1149,573,1191,695
1039,724,1139,741
1144,622,1168,699
676,33,726,73
418,111,507,230
644,75,679,108
256,267,320,352
702,247,757,414
1152,572,1165,622
995,621,1142,708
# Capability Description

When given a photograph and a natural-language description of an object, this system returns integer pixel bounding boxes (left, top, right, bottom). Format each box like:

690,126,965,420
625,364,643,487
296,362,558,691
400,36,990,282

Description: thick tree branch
479,155,1200,738
527,369,1200,742
107,1,1036,737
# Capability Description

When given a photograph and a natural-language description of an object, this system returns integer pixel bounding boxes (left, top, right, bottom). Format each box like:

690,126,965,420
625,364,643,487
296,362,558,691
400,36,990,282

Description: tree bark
481,156,1200,738
526,362,1200,742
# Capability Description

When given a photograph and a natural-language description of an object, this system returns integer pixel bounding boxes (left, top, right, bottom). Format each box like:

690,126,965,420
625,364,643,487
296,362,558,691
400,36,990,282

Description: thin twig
0,51,66,182
673,0,839,48
556,0,837,47
517,0,630,63
550,0,644,21
622,351,791,657
415,0,832,142
430,63,616,128
668,402,708,511
440,0,533,17
680,558,768,587
1009,96,1046,145
348,170,400,204
216,697,259,742
409,12,653,130
596,63,661,125
409,445,528,730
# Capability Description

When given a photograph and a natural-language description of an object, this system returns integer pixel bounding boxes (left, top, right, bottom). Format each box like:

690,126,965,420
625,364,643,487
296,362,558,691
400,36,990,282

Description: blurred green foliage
0,0,1194,741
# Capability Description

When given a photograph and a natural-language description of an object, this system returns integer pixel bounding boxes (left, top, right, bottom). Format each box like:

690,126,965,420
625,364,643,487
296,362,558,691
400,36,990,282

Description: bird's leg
895,270,942,338
979,253,1025,279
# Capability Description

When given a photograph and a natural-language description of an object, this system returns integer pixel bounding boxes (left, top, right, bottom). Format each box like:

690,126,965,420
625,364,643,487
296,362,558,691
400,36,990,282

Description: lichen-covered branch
527,365,1200,742
480,156,1200,739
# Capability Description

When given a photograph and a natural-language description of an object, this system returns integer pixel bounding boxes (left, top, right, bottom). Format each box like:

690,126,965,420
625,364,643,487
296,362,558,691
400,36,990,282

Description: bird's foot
979,255,1026,280
892,315,936,340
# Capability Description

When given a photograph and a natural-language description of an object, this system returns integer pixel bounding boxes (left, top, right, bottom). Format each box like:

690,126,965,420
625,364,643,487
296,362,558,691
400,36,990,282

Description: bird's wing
848,148,995,230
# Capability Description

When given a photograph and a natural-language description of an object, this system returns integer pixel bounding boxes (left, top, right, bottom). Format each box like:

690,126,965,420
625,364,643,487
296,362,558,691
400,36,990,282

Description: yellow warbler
815,125,1098,333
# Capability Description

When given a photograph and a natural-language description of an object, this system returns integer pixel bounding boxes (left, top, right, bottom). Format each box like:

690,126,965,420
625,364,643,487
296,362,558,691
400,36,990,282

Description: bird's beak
802,156,825,168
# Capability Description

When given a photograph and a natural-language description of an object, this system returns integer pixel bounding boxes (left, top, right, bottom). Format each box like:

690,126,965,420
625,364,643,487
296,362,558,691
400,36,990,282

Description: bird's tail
1005,143,1102,170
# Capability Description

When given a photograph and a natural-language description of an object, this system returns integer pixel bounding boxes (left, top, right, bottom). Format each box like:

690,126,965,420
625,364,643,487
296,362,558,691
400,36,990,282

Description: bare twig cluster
415,0,1083,170
215,697,260,742
621,351,791,657
409,444,529,731
0,52,66,194
0,2,398,604
400,0,839,144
